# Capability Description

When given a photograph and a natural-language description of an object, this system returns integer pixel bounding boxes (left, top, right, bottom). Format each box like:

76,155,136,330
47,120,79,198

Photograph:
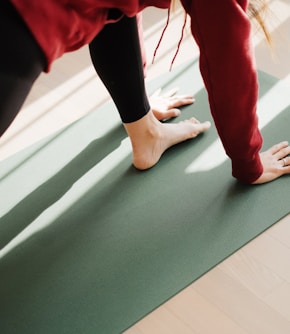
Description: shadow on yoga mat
0,61,289,334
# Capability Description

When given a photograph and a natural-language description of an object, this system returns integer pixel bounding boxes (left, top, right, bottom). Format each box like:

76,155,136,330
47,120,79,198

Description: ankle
124,110,160,142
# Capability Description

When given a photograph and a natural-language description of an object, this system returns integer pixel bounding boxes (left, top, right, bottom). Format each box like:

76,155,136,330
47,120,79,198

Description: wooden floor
0,1,289,333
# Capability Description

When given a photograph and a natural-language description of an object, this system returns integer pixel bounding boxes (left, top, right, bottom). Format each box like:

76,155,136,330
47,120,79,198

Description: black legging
89,14,151,123
0,2,150,137
0,0,46,136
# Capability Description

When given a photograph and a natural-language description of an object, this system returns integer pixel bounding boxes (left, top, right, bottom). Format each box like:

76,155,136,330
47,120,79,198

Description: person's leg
89,14,210,169
89,13,150,124
0,0,46,137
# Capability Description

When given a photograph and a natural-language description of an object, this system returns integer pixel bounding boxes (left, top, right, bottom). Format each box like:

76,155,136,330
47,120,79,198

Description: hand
149,87,195,121
252,141,290,184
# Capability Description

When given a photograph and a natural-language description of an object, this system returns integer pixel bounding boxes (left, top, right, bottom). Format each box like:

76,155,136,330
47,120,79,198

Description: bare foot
124,110,211,170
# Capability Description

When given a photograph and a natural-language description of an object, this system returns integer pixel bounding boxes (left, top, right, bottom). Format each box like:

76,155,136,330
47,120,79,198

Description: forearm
181,0,263,183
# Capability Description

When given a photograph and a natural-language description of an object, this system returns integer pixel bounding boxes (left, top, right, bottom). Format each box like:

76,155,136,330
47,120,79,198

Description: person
0,0,289,185
0,0,209,165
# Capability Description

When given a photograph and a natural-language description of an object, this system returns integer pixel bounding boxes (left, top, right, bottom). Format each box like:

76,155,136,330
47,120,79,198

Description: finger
166,97,195,109
279,158,290,175
268,141,289,155
275,145,290,160
282,165,290,174
150,88,162,98
161,87,179,98
168,95,195,103
281,156,290,168
169,94,195,100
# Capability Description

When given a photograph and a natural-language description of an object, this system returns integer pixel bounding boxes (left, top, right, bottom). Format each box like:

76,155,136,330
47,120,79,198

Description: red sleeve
9,0,169,72
180,0,263,183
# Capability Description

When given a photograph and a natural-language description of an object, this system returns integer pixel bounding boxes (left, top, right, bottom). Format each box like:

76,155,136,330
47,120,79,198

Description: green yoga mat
0,61,289,334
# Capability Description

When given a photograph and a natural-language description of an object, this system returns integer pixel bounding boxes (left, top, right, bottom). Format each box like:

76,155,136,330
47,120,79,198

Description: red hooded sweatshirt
10,0,263,183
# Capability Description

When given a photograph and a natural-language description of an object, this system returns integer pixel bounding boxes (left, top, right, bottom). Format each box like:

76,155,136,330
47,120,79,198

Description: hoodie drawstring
152,9,187,71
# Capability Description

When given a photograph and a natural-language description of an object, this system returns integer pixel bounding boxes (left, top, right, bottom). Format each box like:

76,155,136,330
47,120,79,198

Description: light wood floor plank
266,215,290,249
243,231,290,283
123,326,144,334
219,248,284,299
193,267,290,334
165,287,249,334
264,281,290,321
134,306,196,334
